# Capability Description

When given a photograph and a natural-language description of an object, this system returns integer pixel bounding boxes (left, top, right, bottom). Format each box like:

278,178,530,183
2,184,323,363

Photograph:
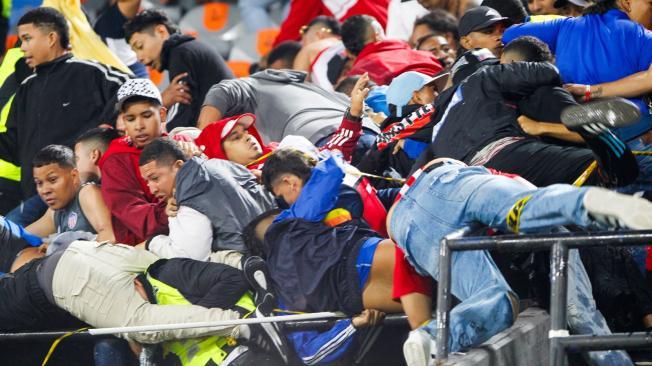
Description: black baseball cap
459,6,511,37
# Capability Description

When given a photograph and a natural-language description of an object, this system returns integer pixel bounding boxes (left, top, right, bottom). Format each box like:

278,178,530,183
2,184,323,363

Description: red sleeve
273,0,326,46
319,117,362,161
392,245,432,300
100,154,168,243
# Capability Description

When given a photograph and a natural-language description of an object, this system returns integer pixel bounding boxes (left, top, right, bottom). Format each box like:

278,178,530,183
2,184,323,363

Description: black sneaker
243,256,290,364
561,97,641,135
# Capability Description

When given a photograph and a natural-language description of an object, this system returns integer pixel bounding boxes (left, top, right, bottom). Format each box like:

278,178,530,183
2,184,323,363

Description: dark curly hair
414,9,460,44
583,0,617,15
260,149,317,193
18,7,70,49
124,9,179,43
341,15,377,56
503,36,554,62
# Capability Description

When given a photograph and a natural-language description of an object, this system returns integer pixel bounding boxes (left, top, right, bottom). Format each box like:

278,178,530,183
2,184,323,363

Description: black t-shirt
93,3,138,66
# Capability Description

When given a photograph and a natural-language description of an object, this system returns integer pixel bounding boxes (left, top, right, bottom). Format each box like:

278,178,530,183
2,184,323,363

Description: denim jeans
390,163,632,365
94,338,137,366
6,194,47,227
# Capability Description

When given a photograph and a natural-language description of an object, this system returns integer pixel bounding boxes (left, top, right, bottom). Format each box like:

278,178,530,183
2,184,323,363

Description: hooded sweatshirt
99,137,168,245
202,69,378,144
160,34,234,130
347,40,443,86
147,157,276,258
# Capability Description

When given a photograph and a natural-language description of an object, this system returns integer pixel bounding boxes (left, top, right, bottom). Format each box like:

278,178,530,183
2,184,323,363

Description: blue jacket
503,10,652,140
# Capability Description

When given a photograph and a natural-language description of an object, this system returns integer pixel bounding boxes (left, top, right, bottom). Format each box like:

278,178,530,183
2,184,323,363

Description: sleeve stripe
302,324,356,365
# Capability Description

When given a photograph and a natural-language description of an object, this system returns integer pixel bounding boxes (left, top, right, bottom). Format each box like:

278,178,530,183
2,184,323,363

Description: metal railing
435,229,652,366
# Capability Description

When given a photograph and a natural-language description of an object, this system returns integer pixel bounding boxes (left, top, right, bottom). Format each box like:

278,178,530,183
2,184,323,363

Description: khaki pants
52,241,241,343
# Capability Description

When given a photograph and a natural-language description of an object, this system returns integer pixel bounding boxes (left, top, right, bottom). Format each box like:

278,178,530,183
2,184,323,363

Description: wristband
344,107,363,122
584,85,591,102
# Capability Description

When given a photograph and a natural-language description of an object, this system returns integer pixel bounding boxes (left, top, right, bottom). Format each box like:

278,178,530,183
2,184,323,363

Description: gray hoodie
175,157,276,252
202,69,377,144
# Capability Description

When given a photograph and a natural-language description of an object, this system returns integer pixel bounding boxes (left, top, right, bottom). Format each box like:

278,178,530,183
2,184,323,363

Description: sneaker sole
403,337,429,366
584,188,652,230
561,98,641,132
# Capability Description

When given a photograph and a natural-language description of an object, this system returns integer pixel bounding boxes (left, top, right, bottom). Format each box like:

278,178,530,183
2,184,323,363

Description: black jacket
428,62,562,164
145,258,248,309
0,54,129,198
160,34,234,130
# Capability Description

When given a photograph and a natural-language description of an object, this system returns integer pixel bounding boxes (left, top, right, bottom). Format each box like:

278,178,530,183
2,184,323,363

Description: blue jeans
390,163,632,365
94,338,137,366
6,194,47,227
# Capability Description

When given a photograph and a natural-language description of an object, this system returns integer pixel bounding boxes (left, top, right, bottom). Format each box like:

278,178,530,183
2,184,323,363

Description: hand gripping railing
435,229,652,366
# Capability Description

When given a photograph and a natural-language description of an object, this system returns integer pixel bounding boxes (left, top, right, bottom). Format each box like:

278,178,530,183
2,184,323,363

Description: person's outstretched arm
198,79,256,129
320,73,369,161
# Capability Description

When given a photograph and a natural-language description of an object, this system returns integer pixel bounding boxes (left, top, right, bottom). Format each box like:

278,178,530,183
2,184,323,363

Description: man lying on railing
244,149,433,365
389,155,652,366
0,236,289,365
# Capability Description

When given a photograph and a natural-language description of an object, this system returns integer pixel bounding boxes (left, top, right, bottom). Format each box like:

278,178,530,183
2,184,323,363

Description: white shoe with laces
403,328,435,366
583,187,652,230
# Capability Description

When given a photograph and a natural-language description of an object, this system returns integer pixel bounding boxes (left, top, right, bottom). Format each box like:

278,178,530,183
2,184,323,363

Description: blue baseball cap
386,71,449,116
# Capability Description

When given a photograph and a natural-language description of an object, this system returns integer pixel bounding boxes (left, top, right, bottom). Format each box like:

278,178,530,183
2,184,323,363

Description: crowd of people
0,0,652,365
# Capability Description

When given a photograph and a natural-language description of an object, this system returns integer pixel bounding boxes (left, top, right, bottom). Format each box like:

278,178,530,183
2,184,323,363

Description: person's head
386,71,449,116
481,0,529,23
415,33,456,67
194,114,265,166
459,7,511,57
527,0,560,14
116,79,166,149
607,0,652,30
124,9,179,70
74,127,122,183
411,9,459,50
242,208,283,259
450,48,499,85
266,41,302,70
17,7,70,68
138,138,187,201
341,15,386,56
32,145,79,210
261,149,317,205
300,16,341,46
501,36,554,63
585,0,652,29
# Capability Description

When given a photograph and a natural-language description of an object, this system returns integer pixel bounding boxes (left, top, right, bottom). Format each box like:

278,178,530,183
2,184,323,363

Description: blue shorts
356,237,382,290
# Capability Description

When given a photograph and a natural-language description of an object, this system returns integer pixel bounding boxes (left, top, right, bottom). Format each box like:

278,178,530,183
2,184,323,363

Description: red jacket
348,40,443,86
273,0,390,46
99,137,169,245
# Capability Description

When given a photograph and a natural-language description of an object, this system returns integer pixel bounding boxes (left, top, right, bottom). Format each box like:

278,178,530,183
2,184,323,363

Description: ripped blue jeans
390,163,632,365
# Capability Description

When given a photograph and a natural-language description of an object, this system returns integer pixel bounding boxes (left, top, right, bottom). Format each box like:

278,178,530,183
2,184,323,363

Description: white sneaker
403,328,435,366
584,188,652,230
